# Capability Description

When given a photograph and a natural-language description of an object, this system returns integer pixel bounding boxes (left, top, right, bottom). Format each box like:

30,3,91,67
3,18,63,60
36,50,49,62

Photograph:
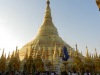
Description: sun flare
0,25,18,56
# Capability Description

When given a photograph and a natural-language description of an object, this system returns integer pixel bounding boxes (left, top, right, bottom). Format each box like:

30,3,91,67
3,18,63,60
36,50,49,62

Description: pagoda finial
47,0,50,5
44,0,52,19
75,44,79,57
16,46,18,50
95,48,98,58
7,52,10,60
86,46,89,58
75,44,78,51
3,48,4,54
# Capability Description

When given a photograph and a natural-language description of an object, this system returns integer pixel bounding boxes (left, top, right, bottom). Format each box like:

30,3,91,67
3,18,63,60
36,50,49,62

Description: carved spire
54,44,59,55
48,47,52,61
38,46,42,56
75,44,78,57
11,51,15,60
89,53,92,58
15,46,18,57
86,46,89,58
1,48,5,59
59,46,63,57
41,47,46,59
24,48,28,60
0,49,6,71
7,52,10,61
95,48,98,58
69,48,72,57
45,47,49,60
29,45,33,57
53,44,59,63
16,46,18,51
14,46,19,60
36,50,41,59
92,54,94,59
17,50,19,59
76,44,78,51
33,48,36,59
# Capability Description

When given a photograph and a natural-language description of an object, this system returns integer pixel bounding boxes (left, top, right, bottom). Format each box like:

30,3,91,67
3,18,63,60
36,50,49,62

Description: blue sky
0,0,100,56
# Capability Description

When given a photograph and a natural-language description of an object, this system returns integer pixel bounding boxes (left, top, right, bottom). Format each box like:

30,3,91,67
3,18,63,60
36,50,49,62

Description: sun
0,23,18,56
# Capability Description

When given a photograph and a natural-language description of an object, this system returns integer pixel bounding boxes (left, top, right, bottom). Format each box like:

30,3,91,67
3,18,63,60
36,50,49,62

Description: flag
96,0,100,11
62,46,69,61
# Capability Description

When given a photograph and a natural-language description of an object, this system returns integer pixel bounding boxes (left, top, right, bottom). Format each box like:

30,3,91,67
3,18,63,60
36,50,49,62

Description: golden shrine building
0,0,100,75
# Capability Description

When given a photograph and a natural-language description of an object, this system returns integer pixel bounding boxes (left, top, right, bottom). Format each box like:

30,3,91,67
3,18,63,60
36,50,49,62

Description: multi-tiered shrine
19,0,73,74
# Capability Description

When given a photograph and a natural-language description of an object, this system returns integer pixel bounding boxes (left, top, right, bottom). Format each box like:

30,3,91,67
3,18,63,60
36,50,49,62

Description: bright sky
0,0,100,56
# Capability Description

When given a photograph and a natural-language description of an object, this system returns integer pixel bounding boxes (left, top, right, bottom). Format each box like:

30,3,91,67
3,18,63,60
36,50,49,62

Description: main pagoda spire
38,0,58,36
45,0,51,19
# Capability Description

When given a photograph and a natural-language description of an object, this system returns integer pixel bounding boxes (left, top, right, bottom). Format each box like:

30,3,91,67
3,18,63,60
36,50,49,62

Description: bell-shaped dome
19,0,72,60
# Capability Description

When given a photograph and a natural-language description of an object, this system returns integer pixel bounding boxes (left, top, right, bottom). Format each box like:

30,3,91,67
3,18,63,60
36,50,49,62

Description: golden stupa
0,0,100,74
19,0,73,60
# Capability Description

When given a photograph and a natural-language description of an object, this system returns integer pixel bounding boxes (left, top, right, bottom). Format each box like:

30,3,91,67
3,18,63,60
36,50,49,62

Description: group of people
0,70,100,75
61,70,100,75
0,71,57,75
